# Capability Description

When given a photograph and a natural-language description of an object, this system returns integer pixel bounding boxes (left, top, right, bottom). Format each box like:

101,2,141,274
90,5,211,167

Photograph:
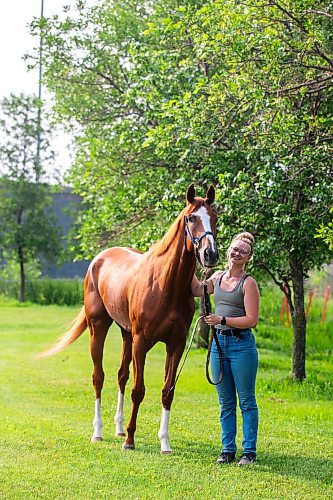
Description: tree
142,0,333,380
0,94,62,301
30,0,333,379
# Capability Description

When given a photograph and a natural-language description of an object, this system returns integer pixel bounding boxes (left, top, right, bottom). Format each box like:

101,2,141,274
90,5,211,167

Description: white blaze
192,206,216,252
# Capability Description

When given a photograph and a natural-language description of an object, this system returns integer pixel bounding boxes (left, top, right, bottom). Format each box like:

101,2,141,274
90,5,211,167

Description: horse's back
84,246,144,330
88,246,143,278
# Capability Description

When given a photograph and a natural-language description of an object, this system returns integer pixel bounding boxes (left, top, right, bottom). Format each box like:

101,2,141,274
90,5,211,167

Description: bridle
184,215,216,267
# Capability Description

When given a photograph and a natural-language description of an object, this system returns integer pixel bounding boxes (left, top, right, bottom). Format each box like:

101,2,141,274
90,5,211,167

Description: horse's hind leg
158,338,186,453
114,329,132,437
88,307,112,442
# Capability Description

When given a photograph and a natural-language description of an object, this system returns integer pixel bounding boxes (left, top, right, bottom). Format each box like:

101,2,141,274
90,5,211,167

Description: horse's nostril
204,248,218,263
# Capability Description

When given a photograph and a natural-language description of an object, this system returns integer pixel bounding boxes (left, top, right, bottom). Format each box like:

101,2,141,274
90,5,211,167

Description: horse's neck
155,229,196,295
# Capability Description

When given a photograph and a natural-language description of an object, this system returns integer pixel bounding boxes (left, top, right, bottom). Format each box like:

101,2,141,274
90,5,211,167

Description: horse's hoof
91,436,103,443
122,442,135,450
161,449,172,454
115,432,126,437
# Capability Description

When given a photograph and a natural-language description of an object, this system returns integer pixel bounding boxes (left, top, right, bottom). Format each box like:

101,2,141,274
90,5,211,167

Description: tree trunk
197,296,209,348
290,258,306,381
18,246,25,303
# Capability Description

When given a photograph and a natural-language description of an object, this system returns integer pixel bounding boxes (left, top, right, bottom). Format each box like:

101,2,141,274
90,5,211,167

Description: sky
0,1,82,175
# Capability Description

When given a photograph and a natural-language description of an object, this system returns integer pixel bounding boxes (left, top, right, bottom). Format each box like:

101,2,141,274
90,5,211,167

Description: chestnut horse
40,184,218,453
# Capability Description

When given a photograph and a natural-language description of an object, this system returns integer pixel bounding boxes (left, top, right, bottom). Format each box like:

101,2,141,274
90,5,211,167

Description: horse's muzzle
203,248,219,268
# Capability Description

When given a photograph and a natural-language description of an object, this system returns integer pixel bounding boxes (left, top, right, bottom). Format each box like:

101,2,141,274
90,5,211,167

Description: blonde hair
231,232,254,256
225,232,254,268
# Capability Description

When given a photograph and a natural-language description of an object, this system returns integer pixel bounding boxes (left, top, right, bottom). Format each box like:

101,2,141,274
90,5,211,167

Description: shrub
0,278,83,305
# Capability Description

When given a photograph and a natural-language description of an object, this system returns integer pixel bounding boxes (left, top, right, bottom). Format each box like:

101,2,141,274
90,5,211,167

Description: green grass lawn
0,299,332,499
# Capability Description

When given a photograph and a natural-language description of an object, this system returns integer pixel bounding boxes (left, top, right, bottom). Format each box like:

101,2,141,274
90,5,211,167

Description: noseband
184,215,216,266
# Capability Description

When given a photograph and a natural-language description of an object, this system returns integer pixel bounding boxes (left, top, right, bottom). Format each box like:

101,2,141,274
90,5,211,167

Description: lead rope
167,313,205,395
204,274,224,385
168,269,223,395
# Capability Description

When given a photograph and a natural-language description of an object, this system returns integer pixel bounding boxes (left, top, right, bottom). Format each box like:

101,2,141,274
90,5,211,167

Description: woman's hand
204,313,222,326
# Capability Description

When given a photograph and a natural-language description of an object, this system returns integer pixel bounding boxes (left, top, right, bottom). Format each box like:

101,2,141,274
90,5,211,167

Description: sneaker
238,453,257,466
215,452,236,464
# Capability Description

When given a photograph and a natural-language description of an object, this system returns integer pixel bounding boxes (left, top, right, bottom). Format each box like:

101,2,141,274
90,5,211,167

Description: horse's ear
205,184,215,205
186,184,196,204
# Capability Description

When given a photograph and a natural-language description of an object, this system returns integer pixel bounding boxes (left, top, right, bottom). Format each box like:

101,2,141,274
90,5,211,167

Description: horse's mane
149,199,204,258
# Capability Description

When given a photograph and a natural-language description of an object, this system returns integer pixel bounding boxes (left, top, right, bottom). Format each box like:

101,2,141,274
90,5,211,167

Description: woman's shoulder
243,274,259,291
209,269,227,285
243,273,256,282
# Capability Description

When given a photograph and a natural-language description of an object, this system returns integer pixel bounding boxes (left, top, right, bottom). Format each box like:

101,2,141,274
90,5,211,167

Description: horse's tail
38,306,87,358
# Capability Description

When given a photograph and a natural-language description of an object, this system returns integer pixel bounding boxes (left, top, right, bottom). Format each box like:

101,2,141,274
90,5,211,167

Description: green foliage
0,254,42,281
316,207,333,250
29,0,210,257
139,0,333,284
0,278,83,305
0,301,332,498
29,1,333,265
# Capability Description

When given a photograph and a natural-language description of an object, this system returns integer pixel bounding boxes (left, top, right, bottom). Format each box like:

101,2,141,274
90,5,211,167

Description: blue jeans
210,330,259,454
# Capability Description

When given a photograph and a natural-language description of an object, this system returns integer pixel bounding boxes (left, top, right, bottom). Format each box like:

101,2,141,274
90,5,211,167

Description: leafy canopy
29,0,333,286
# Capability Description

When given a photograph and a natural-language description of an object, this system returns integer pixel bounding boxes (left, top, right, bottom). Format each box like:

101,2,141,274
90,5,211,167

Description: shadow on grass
82,435,333,488
141,438,333,486
251,451,333,486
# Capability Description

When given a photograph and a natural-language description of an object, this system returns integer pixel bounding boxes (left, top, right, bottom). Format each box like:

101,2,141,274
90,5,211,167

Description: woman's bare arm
191,272,219,297
191,274,204,297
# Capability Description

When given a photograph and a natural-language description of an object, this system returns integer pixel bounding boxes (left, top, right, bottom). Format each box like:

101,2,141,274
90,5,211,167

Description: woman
192,232,259,466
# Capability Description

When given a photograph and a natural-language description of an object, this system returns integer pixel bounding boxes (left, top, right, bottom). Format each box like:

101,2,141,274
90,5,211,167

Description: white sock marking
114,391,125,436
158,407,171,453
92,398,103,439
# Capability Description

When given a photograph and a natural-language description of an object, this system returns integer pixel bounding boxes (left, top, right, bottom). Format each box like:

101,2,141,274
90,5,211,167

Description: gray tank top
214,272,249,330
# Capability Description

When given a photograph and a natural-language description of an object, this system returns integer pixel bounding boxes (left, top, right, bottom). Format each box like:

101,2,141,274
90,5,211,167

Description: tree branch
270,1,307,33
306,9,333,19
258,261,285,292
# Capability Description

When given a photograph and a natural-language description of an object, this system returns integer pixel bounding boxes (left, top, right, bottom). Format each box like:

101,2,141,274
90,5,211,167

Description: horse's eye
188,214,196,223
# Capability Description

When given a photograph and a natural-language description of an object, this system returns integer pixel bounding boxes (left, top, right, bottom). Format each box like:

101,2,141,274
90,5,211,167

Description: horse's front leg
122,334,147,450
158,338,186,454
114,329,132,437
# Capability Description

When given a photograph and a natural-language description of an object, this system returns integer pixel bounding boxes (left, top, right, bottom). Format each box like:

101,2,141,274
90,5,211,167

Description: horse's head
184,184,219,268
